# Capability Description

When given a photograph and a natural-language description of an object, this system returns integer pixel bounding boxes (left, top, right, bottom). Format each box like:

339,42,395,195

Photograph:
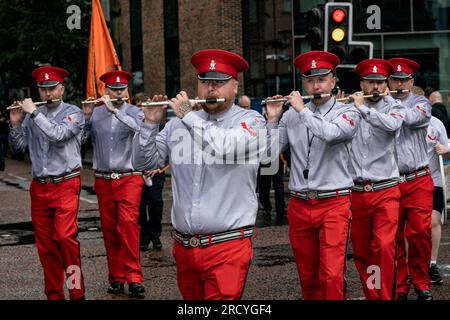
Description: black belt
290,188,351,200
172,226,254,248
94,171,142,180
34,169,81,184
352,179,399,192
399,166,430,183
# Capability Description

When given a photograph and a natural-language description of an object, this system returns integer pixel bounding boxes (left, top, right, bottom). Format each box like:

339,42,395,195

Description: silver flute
7,99,61,110
140,98,227,107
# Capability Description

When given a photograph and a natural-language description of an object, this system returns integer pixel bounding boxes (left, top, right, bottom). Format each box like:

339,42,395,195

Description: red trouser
95,175,144,284
173,238,253,300
396,174,433,294
30,177,85,300
351,186,400,300
288,196,351,300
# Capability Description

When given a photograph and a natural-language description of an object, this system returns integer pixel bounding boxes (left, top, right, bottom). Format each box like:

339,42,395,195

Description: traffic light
324,3,373,66
324,3,350,63
305,6,324,50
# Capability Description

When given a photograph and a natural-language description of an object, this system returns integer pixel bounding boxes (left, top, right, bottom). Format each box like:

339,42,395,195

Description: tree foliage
0,0,93,107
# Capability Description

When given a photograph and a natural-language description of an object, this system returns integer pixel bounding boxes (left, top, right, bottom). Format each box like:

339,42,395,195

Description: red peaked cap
32,66,69,88
356,58,394,80
191,49,249,80
294,51,340,77
387,58,420,79
100,70,132,89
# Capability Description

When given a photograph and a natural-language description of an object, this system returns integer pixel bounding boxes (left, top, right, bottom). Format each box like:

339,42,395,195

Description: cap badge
397,65,402,72
311,60,317,69
44,73,49,80
116,76,120,83
209,59,216,70
372,65,378,73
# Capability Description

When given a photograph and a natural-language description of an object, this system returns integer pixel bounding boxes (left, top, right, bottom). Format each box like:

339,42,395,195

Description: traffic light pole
324,2,373,67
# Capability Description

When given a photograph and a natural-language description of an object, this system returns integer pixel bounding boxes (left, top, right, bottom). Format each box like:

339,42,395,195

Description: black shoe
107,281,124,295
128,282,146,298
416,289,433,300
140,243,150,252
429,264,443,285
152,237,162,250
396,293,408,300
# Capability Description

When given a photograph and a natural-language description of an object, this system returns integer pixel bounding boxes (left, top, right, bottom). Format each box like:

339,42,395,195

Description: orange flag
86,0,121,99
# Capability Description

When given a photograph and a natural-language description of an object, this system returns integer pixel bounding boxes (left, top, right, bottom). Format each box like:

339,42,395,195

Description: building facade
108,0,450,100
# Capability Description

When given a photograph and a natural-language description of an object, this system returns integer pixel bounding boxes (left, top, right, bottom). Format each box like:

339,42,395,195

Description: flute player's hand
143,94,167,124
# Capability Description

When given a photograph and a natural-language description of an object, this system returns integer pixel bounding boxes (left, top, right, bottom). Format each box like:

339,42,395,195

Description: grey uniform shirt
427,116,449,187
350,95,405,182
395,93,431,173
82,102,144,172
267,97,361,191
132,104,266,235
9,102,85,178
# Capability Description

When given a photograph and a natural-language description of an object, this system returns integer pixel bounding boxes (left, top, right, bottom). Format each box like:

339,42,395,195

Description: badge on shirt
415,103,428,115
241,121,257,137
341,113,356,127
67,113,80,124
389,112,405,119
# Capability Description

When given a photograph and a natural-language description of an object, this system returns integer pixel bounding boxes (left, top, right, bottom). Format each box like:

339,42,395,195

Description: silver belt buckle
110,173,120,179
307,191,318,200
188,237,200,248
363,184,373,192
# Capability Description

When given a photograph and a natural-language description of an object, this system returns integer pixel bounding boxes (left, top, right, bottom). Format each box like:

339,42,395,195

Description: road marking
79,196,97,204
7,173,27,181
4,173,98,204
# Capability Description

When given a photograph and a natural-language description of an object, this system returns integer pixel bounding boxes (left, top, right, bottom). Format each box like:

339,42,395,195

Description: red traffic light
331,8,346,23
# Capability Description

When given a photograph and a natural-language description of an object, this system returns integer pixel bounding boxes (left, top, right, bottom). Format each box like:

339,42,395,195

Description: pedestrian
139,168,166,251
265,50,361,300
257,155,286,225
132,49,266,300
388,57,434,300
8,66,85,300
81,70,146,298
238,95,251,109
429,91,450,138
349,58,405,300
426,116,450,285
133,93,166,251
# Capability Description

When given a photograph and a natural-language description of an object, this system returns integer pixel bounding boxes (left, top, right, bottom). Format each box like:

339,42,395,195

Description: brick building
108,0,293,102
107,0,450,101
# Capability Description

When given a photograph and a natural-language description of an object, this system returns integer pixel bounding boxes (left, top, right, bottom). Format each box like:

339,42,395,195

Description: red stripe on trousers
396,175,433,294
351,186,400,300
288,195,351,300
173,237,253,300
95,175,144,284
30,176,85,300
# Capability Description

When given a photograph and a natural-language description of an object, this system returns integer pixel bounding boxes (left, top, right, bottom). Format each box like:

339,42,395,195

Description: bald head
239,95,251,109
430,91,443,104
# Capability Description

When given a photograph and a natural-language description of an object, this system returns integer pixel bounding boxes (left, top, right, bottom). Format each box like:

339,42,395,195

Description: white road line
7,173,27,181
79,196,97,204
5,173,98,204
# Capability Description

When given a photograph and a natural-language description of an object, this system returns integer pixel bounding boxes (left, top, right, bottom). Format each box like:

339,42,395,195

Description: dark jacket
431,103,450,138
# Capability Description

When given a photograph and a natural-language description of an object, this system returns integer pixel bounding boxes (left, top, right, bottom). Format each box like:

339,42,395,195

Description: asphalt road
0,157,449,300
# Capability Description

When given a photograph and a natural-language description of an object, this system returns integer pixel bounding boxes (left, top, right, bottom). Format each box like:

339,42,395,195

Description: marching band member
81,70,146,298
349,59,405,300
388,57,434,300
265,51,360,300
426,116,449,285
8,66,85,300
132,49,266,300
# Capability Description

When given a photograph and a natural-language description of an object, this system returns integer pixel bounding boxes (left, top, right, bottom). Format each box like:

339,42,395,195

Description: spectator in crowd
430,91,450,138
